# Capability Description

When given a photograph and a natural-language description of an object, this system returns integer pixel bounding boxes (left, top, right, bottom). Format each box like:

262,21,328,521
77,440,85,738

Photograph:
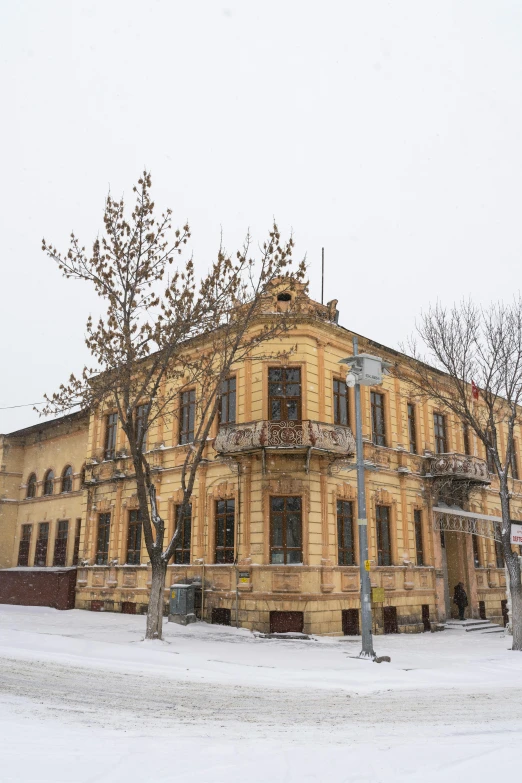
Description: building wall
0,413,89,570
72,292,516,633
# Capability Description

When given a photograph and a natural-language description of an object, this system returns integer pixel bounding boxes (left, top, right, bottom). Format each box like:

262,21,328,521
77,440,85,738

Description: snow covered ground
1,605,521,783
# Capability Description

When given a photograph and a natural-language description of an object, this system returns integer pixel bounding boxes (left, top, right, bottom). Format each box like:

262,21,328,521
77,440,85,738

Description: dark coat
453,584,468,608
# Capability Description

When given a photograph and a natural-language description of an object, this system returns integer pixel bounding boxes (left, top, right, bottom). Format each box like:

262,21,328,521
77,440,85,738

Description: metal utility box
339,353,388,386
168,583,197,625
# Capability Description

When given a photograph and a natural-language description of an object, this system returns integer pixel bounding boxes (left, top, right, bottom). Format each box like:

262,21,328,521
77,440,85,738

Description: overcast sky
1,1,522,433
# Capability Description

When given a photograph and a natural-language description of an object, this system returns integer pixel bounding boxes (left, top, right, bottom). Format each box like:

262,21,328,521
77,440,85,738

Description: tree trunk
499,475,522,651
146,557,167,640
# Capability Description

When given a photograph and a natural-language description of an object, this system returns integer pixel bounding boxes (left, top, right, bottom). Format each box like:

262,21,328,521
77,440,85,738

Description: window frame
104,412,118,460
215,499,235,564
433,412,447,454
333,378,350,427
376,505,392,566
126,510,142,565
35,522,50,567
218,377,237,426
173,503,192,564
95,513,111,565
135,403,150,452
511,445,519,480
73,519,81,566
268,367,302,423
53,520,69,567
494,538,504,568
407,403,417,454
43,469,54,496
370,391,386,447
414,509,424,566
462,423,471,456
337,499,355,565
26,473,37,499
472,534,481,568
61,465,73,493
179,389,196,445
269,495,303,565
18,524,32,566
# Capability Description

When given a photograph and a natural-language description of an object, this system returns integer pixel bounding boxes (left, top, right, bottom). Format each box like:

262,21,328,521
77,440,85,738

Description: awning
433,505,502,542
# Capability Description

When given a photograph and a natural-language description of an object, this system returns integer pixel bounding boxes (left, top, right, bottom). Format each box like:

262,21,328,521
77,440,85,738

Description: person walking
453,581,468,621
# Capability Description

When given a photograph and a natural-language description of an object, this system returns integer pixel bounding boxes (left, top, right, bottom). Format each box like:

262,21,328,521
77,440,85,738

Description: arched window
43,470,54,496
26,473,37,499
61,465,73,493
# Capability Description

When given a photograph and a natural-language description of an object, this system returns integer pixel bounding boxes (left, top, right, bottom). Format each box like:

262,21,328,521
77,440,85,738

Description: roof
2,409,89,439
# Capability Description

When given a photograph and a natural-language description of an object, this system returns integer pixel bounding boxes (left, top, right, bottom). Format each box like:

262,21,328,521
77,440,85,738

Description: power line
0,401,44,410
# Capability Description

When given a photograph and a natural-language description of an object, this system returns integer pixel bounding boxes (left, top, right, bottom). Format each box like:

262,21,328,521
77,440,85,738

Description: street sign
511,522,522,545
364,560,371,571
372,587,385,603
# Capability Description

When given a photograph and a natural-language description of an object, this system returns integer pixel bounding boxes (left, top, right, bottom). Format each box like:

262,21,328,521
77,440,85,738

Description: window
495,538,504,569
126,510,142,565
136,403,150,452
333,378,349,426
270,496,302,564
268,368,302,422
173,504,192,564
462,423,471,456
433,413,447,454
215,499,235,563
61,465,73,493
414,509,424,566
337,500,354,565
179,389,196,444
104,413,118,459
407,404,417,454
511,447,519,480
17,524,32,566
73,519,81,565
35,522,49,567
472,534,481,568
485,429,495,473
26,473,37,499
43,470,54,496
95,513,111,565
371,392,386,446
53,520,69,567
218,377,236,425
376,505,391,566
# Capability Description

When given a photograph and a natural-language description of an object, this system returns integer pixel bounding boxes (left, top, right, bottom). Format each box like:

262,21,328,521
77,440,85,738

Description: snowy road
1,605,522,782
2,653,522,734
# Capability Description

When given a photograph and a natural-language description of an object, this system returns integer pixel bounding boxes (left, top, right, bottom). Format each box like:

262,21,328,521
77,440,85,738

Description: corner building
3,286,515,632
72,286,515,634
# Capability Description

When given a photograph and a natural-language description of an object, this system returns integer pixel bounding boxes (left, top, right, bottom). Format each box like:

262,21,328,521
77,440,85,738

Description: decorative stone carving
214,420,355,456
336,483,356,501
428,453,489,483
212,571,232,590
382,572,396,590
341,572,358,592
272,572,300,593
92,569,106,587
212,482,236,500
123,569,137,588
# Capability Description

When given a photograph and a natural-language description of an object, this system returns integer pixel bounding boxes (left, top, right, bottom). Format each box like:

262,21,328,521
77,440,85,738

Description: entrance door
383,606,398,634
445,532,472,619
342,609,359,635
269,611,304,634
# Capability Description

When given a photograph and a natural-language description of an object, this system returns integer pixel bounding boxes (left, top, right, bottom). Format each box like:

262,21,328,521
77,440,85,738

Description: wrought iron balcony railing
214,420,355,456
427,453,489,483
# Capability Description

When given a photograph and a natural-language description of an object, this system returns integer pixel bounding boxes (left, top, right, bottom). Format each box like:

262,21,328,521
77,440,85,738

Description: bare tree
41,172,305,640
399,299,522,650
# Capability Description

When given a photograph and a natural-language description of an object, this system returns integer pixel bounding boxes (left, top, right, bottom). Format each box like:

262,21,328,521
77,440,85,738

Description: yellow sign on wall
364,560,371,571
372,587,385,603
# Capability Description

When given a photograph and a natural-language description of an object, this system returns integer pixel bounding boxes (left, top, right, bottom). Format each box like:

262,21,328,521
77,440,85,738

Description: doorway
342,609,360,636
383,606,398,634
269,611,304,634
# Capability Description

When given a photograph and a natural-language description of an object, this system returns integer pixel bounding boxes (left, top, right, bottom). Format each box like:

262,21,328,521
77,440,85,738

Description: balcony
214,420,355,456
427,453,490,484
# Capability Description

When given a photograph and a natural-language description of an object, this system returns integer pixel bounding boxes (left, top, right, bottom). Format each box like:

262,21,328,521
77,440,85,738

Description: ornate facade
1,287,518,633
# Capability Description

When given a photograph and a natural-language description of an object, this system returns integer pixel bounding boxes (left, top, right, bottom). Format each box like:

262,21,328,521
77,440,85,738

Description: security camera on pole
339,340,391,660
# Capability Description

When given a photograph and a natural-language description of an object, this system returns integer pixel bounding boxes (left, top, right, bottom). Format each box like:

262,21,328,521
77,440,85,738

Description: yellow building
0,412,88,606
1,287,516,631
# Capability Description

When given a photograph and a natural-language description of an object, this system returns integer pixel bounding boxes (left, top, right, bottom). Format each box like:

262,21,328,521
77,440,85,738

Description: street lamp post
339,338,390,660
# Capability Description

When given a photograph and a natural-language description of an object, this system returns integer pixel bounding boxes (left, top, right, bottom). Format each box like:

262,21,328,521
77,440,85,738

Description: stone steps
444,619,505,634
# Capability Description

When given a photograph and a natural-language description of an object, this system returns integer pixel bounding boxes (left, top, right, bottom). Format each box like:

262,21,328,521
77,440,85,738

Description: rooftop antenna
321,247,324,305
